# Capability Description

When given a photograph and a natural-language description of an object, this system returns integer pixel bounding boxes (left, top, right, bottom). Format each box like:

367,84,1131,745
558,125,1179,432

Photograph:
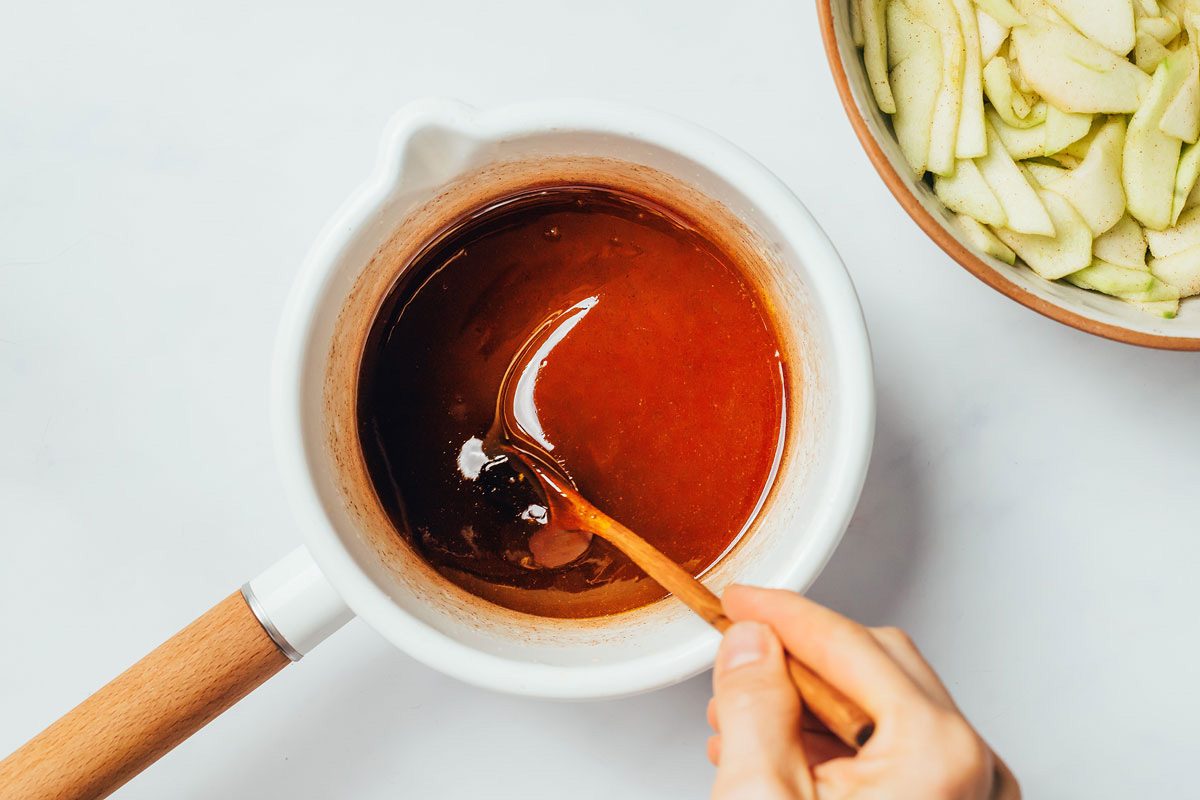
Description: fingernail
719,622,768,671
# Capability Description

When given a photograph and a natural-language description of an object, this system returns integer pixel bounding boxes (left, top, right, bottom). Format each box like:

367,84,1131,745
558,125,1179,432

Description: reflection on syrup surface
358,186,787,618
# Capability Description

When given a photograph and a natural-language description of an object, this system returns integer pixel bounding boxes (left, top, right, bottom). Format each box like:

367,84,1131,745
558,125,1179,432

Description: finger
801,730,855,767
723,585,926,719
711,622,809,791
707,734,721,766
869,626,956,709
990,753,1022,800
707,696,720,732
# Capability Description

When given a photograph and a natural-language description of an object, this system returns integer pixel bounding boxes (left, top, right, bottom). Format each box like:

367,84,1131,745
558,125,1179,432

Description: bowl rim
815,0,1200,352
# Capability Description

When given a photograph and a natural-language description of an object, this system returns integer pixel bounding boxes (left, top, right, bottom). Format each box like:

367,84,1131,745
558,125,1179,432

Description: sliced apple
1011,16,1151,113
1014,0,1069,24
1133,0,1162,16
952,0,987,157
1044,116,1128,233
955,213,1018,263
1186,177,1200,210
978,120,1057,234
1138,14,1182,44
1065,260,1155,293
886,0,943,176
983,57,1046,128
1093,213,1150,267
1120,275,1183,300
911,0,965,174
936,159,1007,224
1124,55,1190,230
863,0,896,114
1046,0,1136,55
1160,50,1200,142
1171,139,1200,222
1145,203,1200,255
1149,242,1200,293
994,189,1092,277
1025,161,1069,185
1039,151,1084,168
976,0,1027,27
1061,117,1105,158
1044,106,1094,154
978,9,1011,62
1130,298,1180,316
1135,32,1172,72
988,107,1047,157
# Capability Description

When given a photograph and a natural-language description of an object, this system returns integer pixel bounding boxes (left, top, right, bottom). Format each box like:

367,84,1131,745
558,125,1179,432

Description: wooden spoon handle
584,507,874,749
711,605,873,749
0,591,290,800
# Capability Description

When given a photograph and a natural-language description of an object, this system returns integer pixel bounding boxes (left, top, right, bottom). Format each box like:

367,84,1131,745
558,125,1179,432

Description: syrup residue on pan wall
357,186,789,618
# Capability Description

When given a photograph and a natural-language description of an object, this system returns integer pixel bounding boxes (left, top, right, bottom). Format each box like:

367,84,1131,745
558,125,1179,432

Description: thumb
712,622,808,796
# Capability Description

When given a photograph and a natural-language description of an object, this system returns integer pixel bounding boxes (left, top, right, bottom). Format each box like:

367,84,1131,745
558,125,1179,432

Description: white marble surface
3,1,1199,797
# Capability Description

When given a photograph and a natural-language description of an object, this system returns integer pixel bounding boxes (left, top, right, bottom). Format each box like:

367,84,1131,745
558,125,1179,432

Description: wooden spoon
502,443,875,751
475,298,874,750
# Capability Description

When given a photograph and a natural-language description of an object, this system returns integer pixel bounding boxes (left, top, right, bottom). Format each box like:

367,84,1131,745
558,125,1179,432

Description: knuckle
720,676,800,715
926,713,992,794
874,625,915,651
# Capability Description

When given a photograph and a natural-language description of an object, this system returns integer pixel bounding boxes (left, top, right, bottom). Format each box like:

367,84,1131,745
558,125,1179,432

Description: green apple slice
952,0,987,157
1062,117,1105,158
1015,0,1069,24
1138,14,1182,44
955,213,1018,263
1093,213,1150,267
936,159,1007,224
1044,116,1128,234
862,0,896,114
1025,161,1069,185
1149,242,1200,293
976,0,1027,27
978,9,1011,62
994,189,1092,278
1147,204,1200,255
1129,298,1180,316
1160,51,1200,142
1124,55,1190,230
911,0,965,175
1135,32,1172,73
1011,16,1151,113
851,0,865,47
1170,140,1200,222
1044,106,1094,154
983,57,1047,128
1064,260,1155,293
886,0,943,176
1120,275,1183,300
978,120,1056,234
1046,0,1136,55
988,107,1047,158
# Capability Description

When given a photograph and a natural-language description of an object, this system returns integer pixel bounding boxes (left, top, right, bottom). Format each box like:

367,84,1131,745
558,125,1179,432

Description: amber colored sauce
358,186,787,618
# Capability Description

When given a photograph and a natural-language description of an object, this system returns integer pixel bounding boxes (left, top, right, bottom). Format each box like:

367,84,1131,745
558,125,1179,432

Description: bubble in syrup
543,226,561,242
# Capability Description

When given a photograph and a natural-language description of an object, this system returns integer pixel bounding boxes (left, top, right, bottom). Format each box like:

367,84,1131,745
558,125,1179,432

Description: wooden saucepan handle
0,591,290,800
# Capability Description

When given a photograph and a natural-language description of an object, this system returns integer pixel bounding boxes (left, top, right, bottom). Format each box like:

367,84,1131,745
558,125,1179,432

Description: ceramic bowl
816,0,1200,350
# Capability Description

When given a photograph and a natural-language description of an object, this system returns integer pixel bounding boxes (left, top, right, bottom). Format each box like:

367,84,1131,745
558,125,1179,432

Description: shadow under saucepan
805,392,929,626
160,623,718,800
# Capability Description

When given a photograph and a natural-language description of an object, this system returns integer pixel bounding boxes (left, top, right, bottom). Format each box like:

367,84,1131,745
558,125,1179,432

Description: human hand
706,585,1020,800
